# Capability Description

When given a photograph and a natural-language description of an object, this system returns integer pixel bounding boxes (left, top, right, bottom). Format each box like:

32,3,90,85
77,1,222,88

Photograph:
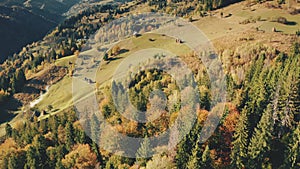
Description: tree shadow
108,57,122,61
224,13,232,18
149,38,156,42
119,49,129,55
0,97,21,123
285,21,297,26
22,86,40,94
190,18,200,22
29,79,45,85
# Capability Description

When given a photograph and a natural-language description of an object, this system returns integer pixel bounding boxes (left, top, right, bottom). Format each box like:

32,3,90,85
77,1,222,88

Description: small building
176,38,183,43
133,31,141,37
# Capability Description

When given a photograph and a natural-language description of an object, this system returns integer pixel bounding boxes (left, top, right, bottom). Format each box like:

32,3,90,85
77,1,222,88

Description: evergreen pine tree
91,113,100,143
186,140,203,169
24,146,37,169
91,141,102,163
277,56,300,127
5,123,12,138
230,108,249,169
65,122,75,151
248,104,274,168
11,74,17,94
136,137,153,166
201,145,213,168
55,158,65,169
175,135,191,169
286,124,300,168
33,135,48,168
76,130,86,144
175,122,200,169
8,155,18,169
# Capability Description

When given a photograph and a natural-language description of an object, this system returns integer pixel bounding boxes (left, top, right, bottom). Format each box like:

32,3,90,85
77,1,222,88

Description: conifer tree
286,124,300,168
65,122,75,151
230,108,249,168
175,135,191,169
33,135,48,168
24,146,38,169
55,158,65,169
201,145,213,168
8,155,18,169
136,137,153,166
186,140,203,169
91,113,100,143
5,123,12,138
176,122,200,169
248,104,274,168
11,74,17,94
277,56,300,127
91,141,102,163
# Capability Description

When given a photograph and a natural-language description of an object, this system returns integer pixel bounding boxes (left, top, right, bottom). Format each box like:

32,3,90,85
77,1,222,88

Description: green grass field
235,7,300,34
36,76,72,113
55,54,77,67
194,1,300,40
34,33,191,116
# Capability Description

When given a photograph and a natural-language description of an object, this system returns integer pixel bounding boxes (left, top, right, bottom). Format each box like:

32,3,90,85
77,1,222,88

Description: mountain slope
0,6,56,63
0,0,80,63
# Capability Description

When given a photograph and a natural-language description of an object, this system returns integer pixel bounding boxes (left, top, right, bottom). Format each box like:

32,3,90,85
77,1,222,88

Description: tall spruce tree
5,123,12,138
8,155,18,169
230,108,249,169
136,137,153,166
286,124,300,168
24,146,38,169
248,104,274,168
187,140,203,169
201,145,213,168
65,121,75,151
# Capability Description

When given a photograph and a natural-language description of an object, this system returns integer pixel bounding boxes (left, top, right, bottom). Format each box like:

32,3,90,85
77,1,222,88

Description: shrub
111,45,121,56
277,16,287,24
296,30,300,36
271,16,288,24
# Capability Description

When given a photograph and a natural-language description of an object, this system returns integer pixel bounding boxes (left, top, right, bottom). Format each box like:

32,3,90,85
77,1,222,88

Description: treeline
146,0,242,16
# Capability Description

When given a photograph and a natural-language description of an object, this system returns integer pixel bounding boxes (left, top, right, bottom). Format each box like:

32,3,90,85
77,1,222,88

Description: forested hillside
0,0,299,168
0,45,298,168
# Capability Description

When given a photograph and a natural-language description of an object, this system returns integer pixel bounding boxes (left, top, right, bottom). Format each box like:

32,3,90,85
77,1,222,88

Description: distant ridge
0,0,80,63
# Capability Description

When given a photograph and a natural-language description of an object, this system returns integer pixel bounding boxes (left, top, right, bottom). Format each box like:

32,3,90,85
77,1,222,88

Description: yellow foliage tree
62,144,99,169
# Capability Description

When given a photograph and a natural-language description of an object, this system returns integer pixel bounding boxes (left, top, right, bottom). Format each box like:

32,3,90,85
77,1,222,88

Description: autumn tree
62,144,99,168
111,45,121,56
146,154,175,169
